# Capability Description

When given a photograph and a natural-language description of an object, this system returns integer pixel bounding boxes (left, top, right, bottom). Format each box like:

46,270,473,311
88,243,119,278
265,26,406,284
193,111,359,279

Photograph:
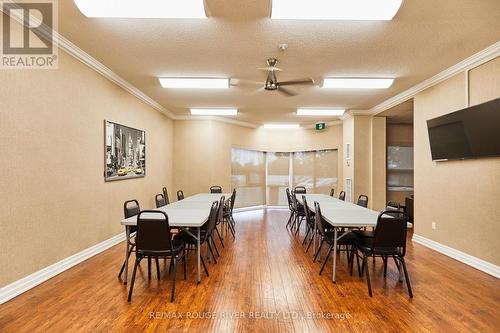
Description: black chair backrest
162,187,170,205
314,201,327,238
286,188,293,209
372,210,409,255
290,191,299,211
136,211,173,253
294,186,307,194
357,195,369,208
177,190,184,201
155,194,167,208
210,186,222,194
217,196,225,224
330,188,335,197
302,195,313,224
229,189,236,212
124,199,140,218
203,201,219,241
338,191,346,201
387,201,401,210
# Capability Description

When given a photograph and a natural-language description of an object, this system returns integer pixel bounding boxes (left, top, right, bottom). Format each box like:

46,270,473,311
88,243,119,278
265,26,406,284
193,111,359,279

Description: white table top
121,193,231,227
297,194,380,228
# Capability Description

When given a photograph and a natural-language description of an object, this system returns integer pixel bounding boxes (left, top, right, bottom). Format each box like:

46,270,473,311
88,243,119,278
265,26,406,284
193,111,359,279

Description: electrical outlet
431,222,437,230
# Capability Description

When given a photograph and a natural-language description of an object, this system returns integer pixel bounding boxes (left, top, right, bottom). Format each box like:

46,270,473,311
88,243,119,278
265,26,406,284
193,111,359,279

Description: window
293,150,338,195
387,146,414,191
231,148,266,208
267,152,291,206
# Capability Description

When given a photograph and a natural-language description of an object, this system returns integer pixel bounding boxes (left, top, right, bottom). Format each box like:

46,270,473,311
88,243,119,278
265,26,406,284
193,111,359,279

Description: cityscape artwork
104,121,145,181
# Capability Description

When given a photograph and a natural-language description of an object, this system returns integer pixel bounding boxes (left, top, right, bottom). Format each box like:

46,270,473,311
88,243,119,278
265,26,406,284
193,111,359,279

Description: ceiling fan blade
249,87,266,96
230,78,264,87
257,66,283,72
277,86,297,97
277,78,315,86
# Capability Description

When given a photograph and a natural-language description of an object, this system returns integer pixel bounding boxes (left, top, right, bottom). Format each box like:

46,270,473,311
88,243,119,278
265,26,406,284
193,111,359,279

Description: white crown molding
412,234,500,279
371,41,500,114
0,233,125,304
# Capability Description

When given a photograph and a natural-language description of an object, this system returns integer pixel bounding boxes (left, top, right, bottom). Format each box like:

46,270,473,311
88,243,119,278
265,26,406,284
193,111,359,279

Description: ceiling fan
231,58,315,97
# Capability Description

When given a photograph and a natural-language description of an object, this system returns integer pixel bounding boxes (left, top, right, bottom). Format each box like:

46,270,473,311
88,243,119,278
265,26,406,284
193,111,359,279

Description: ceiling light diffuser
322,78,395,89
297,108,345,116
74,0,207,18
190,108,237,116
263,124,300,129
271,0,403,20
159,78,229,89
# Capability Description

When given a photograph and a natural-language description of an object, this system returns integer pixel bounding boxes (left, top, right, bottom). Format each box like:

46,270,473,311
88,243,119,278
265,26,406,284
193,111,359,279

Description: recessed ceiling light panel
322,78,395,89
297,108,345,116
74,0,207,18
159,78,229,89
272,0,403,20
263,124,300,129
190,108,237,116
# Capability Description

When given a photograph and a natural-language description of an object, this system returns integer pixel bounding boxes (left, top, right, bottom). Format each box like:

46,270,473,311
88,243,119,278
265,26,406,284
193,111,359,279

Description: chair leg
155,257,160,280
147,257,152,280
383,256,388,278
350,246,356,276
118,244,134,278
207,242,217,264
400,258,413,298
170,257,179,303
319,245,333,275
227,220,236,239
295,217,304,235
183,251,187,280
211,235,220,257
215,227,225,248
302,227,311,245
286,212,293,228
305,231,314,253
127,257,141,302
168,257,174,276
313,239,324,262
200,254,209,277
393,255,402,281
364,255,373,297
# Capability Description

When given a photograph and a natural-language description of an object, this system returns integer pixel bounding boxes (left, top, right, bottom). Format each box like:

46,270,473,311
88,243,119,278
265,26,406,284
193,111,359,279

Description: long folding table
120,193,230,284
296,194,381,282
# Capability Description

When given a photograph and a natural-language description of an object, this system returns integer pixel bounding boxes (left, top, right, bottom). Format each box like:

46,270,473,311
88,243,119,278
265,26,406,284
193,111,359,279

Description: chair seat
355,237,401,255
174,229,207,244
137,239,185,257
324,231,356,245
352,229,375,238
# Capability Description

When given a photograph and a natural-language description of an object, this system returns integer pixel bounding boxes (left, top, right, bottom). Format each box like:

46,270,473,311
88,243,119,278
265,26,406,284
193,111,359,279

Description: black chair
291,192,306,235
352,210,412,298
174,200,220,273
313,202,355,275
223,189,237,239
118,199,140,281
177,190,184,201
338,191,346,201
155,193,167,208
330,188,335,197
162,187,170,205
294,186,307,194
285,188,295,229
405,195,414,224
357,195,369,208
127,211,187,303
210,186,222,194
302,195,316,253
387,201,401,210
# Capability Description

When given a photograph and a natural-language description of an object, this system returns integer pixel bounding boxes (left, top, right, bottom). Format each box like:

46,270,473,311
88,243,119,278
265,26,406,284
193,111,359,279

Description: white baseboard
0,233,125,304
412,234,500,279
233,205,265,213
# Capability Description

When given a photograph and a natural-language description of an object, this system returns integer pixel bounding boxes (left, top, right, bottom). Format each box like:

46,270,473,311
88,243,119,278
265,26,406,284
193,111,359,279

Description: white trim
0,233,125,304
371,41,500,114
233,205,266,213
266,205,289,210
412,234,500,279
173,115,258,128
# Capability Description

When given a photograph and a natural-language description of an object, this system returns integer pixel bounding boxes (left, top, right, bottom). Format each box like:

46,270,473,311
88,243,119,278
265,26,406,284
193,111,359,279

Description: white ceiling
58,0,500,125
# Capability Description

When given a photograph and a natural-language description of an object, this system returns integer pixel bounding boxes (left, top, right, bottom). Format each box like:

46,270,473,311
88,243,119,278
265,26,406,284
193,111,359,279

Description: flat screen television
426,97,500,161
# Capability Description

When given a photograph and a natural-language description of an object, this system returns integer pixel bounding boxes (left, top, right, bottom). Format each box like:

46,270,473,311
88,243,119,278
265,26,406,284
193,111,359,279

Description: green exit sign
315,122,326,131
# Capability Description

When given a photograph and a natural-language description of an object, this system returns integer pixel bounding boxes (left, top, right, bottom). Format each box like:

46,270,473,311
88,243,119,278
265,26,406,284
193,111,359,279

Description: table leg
123,226,130,284
332,228,338,283
197,227,201,284
313,217,317,255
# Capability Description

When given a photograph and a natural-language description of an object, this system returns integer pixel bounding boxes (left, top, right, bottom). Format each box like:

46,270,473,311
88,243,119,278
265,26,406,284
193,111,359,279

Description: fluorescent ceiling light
322,78,395,89
271,0,403,20
159,78,229,89
263,124,300,129
190,108,237,116
74,0,207,18
297,108,345,116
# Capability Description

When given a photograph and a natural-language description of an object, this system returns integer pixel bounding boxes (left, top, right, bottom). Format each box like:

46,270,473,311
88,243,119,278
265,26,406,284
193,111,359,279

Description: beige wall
0,51,174,287
173,120,343,197
414,57,500,265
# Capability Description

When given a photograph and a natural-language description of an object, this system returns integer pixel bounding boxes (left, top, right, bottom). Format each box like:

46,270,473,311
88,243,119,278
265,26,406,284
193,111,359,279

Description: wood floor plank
0,209,499,332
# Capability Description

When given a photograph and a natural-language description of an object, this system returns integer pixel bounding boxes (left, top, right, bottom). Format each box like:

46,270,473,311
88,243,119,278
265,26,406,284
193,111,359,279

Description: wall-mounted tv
427,97,500,161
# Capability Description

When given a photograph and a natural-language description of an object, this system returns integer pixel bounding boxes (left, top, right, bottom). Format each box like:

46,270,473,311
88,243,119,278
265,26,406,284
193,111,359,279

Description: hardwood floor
1,209,499,332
